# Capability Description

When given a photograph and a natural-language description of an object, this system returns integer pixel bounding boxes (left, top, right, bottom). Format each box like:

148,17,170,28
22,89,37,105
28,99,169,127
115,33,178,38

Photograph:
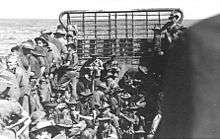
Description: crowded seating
0,16,183,138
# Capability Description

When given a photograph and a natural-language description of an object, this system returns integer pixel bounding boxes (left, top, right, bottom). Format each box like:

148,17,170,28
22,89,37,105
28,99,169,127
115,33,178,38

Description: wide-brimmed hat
30,49,45,57
138,65,148,75
66,42,76,49
135,126,146,134
169,13,179,20
56,119,73,128
31,110,46,125
79,91,93,97
66,100,78,106
26,39,35,46
44,102,58,108
56,103,67,110
105,73,115,80
90,53,99,58
96,82,108,90
21,41,35,50
34,37,49,47
54,28,66,36
120,93,132,100
97,117,111,122
30,120,56,133
11,45,21,52
99,102,110,110
41,29,52,35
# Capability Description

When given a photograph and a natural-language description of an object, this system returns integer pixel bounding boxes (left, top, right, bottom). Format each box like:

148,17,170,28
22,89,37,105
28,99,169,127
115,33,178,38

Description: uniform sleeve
77,81,85,94
73,53,78,66
161,22,172,32
10,101,23,118
97,59,103,68
37,56,46,67
15,68,23,87
67,52,73,61
61,44,68,54
20,55,29,70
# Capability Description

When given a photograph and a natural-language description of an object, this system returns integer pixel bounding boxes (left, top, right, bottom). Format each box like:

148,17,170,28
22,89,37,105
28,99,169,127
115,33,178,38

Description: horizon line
0,17,203,20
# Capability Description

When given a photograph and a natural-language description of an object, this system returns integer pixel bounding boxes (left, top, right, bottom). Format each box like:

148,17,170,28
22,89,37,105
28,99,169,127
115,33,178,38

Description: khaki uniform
0,69,20,101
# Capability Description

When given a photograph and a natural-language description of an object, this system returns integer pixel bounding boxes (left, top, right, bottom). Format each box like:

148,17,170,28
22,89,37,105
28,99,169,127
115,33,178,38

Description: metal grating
59,9,184,64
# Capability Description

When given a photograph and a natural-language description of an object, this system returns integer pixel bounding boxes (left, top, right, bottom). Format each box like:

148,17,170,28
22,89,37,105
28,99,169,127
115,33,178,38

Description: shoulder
0,100,22,112
0,70,16,80
16,67,24,74
165,21,173,26
97,59,103,63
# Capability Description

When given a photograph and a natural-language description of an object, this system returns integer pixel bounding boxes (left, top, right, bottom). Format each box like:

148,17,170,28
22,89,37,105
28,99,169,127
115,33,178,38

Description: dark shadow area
159,34,194,138
160,15,220,138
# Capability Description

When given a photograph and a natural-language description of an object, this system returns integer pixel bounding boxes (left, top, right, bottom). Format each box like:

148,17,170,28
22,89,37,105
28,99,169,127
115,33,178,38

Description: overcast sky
0,0,219,19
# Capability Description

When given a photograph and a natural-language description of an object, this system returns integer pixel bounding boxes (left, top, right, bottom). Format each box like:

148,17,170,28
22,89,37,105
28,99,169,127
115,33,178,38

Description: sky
0,0,219,19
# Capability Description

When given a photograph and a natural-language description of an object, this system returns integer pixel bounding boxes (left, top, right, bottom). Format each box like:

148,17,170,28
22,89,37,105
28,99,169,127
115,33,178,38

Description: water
0,19,58,56
0,19,198,57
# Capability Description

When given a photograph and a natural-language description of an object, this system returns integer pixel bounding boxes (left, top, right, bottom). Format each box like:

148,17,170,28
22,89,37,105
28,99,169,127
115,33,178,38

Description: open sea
0,19,199,57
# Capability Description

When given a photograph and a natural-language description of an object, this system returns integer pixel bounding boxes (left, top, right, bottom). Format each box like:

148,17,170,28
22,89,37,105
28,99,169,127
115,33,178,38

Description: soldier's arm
160,22,172,32
63,53,71,66
98,60,104,70
15,69,23,87
6,103,30,129
73,53,78,67
38,56,46,76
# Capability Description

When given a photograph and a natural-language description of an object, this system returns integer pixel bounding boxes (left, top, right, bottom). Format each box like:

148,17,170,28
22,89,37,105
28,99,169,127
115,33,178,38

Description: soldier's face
7,58,17,69
67,36,74,42
36,40,44,47
172,17,177,22
107,77,113,84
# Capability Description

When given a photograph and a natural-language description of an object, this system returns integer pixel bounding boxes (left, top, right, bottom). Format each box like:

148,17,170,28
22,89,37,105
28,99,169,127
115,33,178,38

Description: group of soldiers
0,12,183,139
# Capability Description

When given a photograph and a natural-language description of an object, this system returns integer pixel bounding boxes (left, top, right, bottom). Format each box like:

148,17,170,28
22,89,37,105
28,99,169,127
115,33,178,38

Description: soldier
119,67,163,137
34,36,51,72
93,82,108,108
33,37,52,104
35,36,54,67
40,29,62,67
96,102,120,138
78,91,94,116
81,54,104,79
160,13,182,43
6,55,30,113
21,41,44,113
59,41,79,101
104,54,120,77
67,24,78,37
105,74,119,91
11,41,33,71
0,84,30,139
80,54,104,92
0,59,20,102
66,24,78,46
53,26,68,63
152,25,164,56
